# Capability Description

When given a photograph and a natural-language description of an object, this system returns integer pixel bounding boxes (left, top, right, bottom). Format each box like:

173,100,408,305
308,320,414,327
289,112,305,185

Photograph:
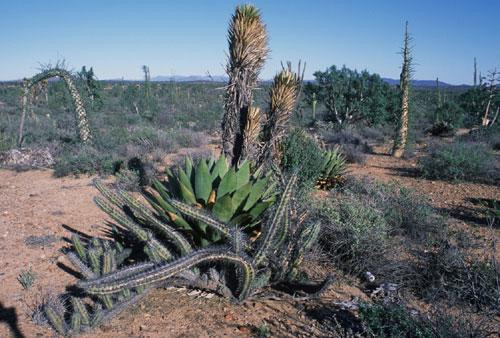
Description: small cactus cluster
317,147,347,189
43,235,149,335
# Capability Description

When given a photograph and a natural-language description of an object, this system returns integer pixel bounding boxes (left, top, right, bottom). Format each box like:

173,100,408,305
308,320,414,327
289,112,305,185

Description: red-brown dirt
0,142,498,337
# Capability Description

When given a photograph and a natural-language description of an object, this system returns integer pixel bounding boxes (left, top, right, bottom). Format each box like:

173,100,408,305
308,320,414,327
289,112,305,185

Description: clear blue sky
1,0,498,84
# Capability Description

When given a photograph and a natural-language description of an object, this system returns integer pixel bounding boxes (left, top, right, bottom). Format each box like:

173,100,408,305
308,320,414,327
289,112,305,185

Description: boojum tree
392,21,413,158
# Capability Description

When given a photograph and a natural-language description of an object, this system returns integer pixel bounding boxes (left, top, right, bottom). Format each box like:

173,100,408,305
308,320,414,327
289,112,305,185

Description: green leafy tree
304,65,397,127
77,66,103,110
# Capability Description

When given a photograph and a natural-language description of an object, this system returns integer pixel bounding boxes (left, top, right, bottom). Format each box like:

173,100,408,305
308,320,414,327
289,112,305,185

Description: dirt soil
0,143,498,337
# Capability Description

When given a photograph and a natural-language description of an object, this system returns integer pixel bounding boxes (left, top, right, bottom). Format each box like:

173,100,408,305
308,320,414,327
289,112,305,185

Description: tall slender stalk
392,21,412,158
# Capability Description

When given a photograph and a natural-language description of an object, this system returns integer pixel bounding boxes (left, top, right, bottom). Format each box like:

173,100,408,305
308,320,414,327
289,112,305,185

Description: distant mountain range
151,75,229,82
148,75,468,88
380,78,467,87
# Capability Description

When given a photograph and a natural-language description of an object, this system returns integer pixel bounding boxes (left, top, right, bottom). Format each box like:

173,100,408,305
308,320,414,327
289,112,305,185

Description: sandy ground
0,143,498,337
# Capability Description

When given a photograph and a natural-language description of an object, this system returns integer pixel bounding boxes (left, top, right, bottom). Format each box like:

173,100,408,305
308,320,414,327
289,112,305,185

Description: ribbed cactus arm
94,179,193,255
78,248,255,299
253,174,297,266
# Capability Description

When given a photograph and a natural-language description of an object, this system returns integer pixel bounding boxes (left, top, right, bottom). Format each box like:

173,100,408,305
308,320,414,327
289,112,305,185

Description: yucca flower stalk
222,4,269,165
259,70,299,166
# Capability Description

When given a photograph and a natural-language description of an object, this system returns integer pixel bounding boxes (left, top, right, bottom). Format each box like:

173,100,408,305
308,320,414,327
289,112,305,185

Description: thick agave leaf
171,168,195,204
235,160,250,189
211,155,229,180
207,157,216,170
178,179,197,204
184,157,194,180
243,176,269,211
218,168,237,198
212,194,235,222
194,159,212,204
231,181,252,210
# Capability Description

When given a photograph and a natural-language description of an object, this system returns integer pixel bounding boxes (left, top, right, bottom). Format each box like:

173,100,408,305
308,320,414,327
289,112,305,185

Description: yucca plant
147,155,277,247
222,4,268,164
222,4,302,169
316,147,347,189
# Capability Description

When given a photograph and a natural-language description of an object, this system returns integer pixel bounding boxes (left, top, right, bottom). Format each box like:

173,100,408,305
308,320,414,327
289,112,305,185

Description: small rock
238,326,251,334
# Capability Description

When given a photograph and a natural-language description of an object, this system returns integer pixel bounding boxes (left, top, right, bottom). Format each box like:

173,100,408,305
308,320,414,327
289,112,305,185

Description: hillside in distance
149,75,469,88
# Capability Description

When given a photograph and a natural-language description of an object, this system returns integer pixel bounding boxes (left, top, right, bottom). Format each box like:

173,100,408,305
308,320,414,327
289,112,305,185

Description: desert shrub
0,132,9,152
428,121,455,137
311,193,390,275
415,240,499,311
53,146,117,177
322,128,372,164
18,267,36,289
458,126,500,150
356,125,390,142
359,302,483,338
418,141,497,182
343,178,443,240
432,101,465,130
281,129,324,188
170,128,207,148
304,65,398,127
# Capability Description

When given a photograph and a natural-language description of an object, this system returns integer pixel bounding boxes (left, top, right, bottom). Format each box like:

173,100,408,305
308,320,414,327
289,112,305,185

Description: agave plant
77,173,331,301
147,155,277,247
316,147,347,189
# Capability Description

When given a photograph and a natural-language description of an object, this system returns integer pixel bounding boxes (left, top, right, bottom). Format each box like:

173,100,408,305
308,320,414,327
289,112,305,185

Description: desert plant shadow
371,165,420,178
437,206,494,226
0,302,25,338
304,304,363,335
61,223,94,243
56,261,86,280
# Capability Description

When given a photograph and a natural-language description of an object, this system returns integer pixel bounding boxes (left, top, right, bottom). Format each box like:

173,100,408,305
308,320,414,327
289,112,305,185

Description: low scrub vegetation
418,141,498,182
358,302,485,338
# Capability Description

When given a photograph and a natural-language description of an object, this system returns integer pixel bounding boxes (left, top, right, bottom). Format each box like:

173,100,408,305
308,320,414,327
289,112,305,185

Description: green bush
418,141,497,182
53,146,117,177
311,193,390,275
343,178,443,241
415,240,499,311
281,129,324,188
359,302,481,338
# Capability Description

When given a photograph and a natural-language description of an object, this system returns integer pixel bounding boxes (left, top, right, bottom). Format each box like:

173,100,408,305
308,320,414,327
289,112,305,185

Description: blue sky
0,0,498,84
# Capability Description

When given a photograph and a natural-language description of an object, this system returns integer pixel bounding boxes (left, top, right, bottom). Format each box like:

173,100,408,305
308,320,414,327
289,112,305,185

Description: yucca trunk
222,5,268,165
18,79,29,147
18,68,92,146
393,22,411,158
60,72,92,143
